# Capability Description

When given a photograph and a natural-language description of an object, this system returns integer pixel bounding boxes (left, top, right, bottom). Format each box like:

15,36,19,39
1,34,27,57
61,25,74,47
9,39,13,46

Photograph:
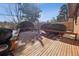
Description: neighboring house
67,3,79,39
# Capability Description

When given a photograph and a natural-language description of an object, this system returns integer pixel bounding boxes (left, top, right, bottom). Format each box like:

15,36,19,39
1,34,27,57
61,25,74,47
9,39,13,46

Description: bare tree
3,3,22,24
8,3,21,24
20,3,41,22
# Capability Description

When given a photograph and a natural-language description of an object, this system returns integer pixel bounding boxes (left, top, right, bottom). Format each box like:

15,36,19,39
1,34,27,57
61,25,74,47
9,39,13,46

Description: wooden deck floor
14,36,79,56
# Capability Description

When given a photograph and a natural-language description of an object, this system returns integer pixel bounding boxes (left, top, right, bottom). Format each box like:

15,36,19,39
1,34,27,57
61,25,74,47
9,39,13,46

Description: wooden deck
14,36,79,56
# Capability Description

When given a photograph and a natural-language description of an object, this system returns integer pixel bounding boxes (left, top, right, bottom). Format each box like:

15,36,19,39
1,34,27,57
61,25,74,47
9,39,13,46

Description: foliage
57,4,68,22
17,21,34,29
41,23,66,31
20,3,41,22
48,17,57,24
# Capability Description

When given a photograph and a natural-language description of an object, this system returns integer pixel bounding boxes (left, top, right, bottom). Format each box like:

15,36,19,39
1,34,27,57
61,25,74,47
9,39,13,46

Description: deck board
14,36,79,56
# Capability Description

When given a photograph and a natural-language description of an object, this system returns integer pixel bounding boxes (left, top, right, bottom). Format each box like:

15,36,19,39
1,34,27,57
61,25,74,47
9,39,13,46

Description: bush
17,21,34,32
41,23,66,31
41,23,66,36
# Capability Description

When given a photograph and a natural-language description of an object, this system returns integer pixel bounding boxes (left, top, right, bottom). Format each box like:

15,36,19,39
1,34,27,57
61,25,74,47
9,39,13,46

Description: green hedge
17,21,34,29
17,21,34,32
41,23,66,31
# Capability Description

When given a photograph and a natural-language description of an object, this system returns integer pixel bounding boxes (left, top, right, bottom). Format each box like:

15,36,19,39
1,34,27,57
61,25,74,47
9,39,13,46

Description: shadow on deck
43,33,79,46
14,35,79,56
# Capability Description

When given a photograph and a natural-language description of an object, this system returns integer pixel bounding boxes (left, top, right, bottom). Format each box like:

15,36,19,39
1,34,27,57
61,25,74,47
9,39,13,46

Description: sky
0,3,64,22
38,3,63,22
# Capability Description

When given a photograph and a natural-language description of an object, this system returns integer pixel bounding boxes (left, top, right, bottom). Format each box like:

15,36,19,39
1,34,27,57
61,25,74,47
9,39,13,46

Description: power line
0,13,17,16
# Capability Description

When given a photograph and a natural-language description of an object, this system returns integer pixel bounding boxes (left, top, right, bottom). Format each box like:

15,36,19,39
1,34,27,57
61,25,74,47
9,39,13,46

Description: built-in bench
43,29,78,40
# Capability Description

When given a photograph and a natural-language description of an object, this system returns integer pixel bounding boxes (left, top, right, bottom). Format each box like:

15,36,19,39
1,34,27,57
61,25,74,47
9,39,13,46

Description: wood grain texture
14,37,79,56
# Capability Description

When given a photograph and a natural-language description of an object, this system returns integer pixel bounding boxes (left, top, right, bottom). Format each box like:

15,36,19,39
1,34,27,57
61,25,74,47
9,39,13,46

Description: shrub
41,23,66,36
17,21,34,32
41,23,66,31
